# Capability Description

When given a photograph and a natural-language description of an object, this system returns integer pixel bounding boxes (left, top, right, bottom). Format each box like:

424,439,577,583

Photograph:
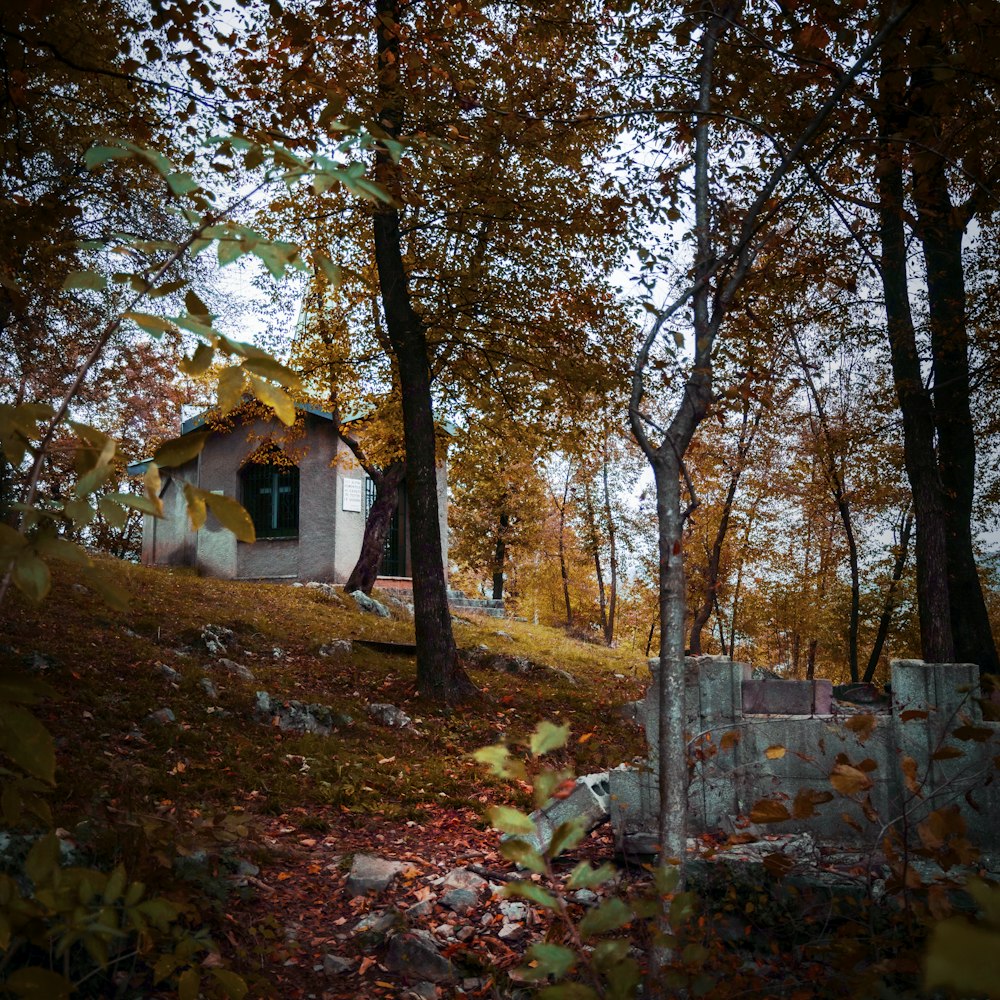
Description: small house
127,403,449,588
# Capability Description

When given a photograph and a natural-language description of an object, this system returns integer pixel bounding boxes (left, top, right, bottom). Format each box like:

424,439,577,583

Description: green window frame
240,462,299,539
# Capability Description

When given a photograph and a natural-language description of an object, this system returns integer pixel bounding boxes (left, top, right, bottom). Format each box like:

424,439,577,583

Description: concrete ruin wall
610,656,1000,854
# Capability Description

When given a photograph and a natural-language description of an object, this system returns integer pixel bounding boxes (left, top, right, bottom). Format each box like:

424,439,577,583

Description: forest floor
1,560,964,998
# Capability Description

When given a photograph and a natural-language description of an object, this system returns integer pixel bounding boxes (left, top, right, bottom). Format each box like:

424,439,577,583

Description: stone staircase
447,588,505,619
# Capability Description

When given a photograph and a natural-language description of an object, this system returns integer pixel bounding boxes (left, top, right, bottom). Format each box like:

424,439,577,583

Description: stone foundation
612,657,999,854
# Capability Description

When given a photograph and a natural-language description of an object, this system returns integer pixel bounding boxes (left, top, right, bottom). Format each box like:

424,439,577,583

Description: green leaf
154,431,210,469
64,497,96,526
498,838,545,874
12,551,50,603
248,374,295,426
124,312,176,338
538,984,599,1000
549,820,586,859
217,365,245,414
102,492,161,516
103,864,127,904
4,967,73,999
25,832,60,883
471,743,511,776
530,721,570,757
567,861,617,890
167,171,199,196
0,673,56,705
84,144,129,169
98,497,128,529
604,955,641,999
63,270,107,291
592,939,630,970
486,805,536,836
210,968,249,1000
314,253,343,287
504,881,557,908
178,967,200,1000
579,898,632,939
205,492,256,543
0,704,55,783
523,942,577,980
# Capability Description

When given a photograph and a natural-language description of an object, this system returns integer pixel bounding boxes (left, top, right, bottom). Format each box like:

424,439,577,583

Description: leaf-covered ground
2,561,964,998
2,559,649,996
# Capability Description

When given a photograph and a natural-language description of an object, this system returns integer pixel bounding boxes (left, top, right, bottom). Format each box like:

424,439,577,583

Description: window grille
240,462,299,538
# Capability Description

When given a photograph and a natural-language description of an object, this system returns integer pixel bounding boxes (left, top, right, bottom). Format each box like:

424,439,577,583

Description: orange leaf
276,872,292,881
359,956,376,975
902,755,921,795
750,799,791,824
845,714,876,743
830,763,873,796
578,732,594,744
721,730,740,751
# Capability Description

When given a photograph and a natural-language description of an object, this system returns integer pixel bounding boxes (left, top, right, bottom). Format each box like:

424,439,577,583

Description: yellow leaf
183,483,207,532
248,374,295,426
764,745,786,760
204,492,256,543
217,365,245,414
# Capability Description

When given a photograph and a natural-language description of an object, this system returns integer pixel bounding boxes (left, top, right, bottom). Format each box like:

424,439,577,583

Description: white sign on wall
342,478,364,513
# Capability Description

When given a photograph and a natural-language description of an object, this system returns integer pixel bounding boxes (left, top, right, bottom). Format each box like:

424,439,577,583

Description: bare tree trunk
551,463,574,627
875,34,954,663
373,0,475,703
582,480,609,638
602,436,619,645
911,140,998,674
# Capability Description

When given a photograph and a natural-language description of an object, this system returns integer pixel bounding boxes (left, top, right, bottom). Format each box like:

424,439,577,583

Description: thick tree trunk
373,0,475,703
911,156,998,673
345,462,404,594
876,81,954,662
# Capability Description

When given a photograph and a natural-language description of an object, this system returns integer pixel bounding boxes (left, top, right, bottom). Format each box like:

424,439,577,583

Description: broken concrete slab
510,772,611,854
742,678,833,715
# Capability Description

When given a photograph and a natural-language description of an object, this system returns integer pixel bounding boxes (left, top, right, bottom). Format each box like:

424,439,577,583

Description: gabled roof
126,402,456,478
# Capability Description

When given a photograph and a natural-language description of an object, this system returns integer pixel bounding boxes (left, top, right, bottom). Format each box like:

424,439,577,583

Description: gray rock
345,854,407,896
385,930,456,983
407,984,438,1000
495,631,513,641
147,708,175,725
440,867,487,894
214,658,255,682
26,652,56,673
272,647,284,659
571,889,599,906
154,661,181,683
323,953,355,976
319,639,353,657
201,624,236,657
353,909,400,943
456,927,476,942
348,590,391,618
440,888,478,914
408,899,434,918
498,920,525,941
254,690,348,734
367,703,412,729
499,900,528,922
199,677,219,701
305,581,345,605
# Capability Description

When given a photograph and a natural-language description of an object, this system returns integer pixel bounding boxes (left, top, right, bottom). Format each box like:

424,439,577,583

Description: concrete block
741,679,832,715
514,772,611,855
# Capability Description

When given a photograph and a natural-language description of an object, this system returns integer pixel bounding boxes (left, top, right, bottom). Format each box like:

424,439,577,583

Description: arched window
240,460,299,538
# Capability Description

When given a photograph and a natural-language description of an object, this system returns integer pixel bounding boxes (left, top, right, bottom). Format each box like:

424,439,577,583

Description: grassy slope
2,557,647,855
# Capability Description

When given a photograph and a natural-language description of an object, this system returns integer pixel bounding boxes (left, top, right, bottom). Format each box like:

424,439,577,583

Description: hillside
1,559,648,998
